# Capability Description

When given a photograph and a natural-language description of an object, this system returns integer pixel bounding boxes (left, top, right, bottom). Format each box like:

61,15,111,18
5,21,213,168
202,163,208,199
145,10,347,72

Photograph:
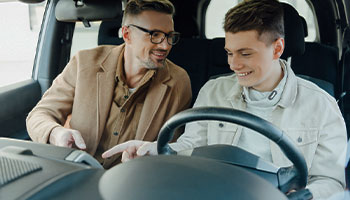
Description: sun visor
55,0,123,27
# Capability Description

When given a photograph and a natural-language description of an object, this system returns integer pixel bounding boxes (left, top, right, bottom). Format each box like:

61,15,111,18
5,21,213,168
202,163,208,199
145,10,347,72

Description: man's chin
149,60,166,69
140,57,166,69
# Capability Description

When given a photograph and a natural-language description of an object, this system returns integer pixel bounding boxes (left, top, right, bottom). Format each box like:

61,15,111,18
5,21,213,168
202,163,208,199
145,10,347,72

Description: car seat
281,3,339,97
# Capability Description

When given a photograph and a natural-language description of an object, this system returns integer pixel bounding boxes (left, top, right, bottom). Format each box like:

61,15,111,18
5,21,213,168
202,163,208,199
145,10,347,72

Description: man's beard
140,57,166,70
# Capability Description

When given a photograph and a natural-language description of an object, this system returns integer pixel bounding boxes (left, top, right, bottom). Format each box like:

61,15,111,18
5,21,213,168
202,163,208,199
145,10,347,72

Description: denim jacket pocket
284,128,319,169
207,121,238,145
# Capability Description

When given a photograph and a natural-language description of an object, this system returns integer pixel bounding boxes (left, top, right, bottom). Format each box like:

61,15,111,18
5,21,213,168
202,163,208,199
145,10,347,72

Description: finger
102,142,131,158
121,151,131,162
57,132,73,148
102,140,143,158
71,131,86,149
126,145,138,159
137,142,157,156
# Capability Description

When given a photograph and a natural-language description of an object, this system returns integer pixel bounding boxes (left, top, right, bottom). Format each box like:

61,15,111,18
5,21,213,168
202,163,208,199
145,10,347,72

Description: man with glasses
26,0,191,169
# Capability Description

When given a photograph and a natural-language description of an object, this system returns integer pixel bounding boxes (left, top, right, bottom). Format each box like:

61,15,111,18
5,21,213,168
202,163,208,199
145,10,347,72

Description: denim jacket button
297,136,302,143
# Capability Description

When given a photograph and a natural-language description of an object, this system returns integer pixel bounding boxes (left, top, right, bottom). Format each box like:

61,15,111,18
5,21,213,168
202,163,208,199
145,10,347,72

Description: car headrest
280,2,305,59
55,0,123,26
98,18,125,46
174,17,199,38
299,16,308,38
343,26,350,48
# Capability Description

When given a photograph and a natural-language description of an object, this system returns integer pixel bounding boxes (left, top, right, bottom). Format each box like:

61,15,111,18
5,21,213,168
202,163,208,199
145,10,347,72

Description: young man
26,0,192,169
103,0,347,199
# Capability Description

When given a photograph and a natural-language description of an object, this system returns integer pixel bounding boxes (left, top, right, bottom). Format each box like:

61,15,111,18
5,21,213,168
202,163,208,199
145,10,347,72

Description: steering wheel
157,107,308,192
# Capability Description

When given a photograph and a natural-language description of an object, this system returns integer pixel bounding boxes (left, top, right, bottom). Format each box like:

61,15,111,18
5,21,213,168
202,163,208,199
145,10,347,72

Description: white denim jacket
171,60,347,199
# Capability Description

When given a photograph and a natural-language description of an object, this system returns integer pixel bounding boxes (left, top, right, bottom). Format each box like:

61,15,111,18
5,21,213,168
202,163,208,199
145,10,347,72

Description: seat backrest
167,38,211,105
281,3,338,97
291,42,338,97
168,37,233,105
343,48,350,138
341,27,350,138
208,38,231,78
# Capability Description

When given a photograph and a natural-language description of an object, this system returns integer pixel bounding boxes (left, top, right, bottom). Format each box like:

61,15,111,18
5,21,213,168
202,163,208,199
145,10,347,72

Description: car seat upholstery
341,27,350,138
208,38,230,78
292,42,338,97
167,38,212,105
281,3,339,97
299,16,308,38
98,18,124,45
342,27,350,186
280,3,305,60
297,14,338,93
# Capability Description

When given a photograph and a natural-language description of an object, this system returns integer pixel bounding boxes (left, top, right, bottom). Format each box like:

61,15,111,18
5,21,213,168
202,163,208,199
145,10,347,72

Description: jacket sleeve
26,56,78,143
306,99,347,199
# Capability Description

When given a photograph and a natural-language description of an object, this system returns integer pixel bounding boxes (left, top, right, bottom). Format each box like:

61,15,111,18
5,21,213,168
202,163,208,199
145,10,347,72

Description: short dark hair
224,0,284,45
122,0,175,25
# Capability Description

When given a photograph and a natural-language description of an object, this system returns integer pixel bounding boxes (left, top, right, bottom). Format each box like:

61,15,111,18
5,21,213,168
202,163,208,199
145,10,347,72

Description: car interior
0,0,350,199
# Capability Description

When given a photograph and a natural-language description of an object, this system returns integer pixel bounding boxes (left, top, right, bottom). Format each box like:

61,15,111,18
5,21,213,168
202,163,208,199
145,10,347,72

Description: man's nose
157,38,171,50
228,55,243,70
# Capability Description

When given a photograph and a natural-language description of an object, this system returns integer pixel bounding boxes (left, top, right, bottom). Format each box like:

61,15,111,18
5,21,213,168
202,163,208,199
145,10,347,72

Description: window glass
205,0,240,39
205,0,316,41
70,21,100,57
0,2,45,87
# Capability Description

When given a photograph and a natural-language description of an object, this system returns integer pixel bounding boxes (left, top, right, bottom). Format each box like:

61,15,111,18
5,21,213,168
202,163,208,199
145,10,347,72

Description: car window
0,2,45,87
70,21,100,58
205,0,316,42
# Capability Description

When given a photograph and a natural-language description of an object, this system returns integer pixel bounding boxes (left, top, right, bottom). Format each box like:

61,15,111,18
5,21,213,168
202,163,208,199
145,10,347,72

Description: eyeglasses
127,24,180,45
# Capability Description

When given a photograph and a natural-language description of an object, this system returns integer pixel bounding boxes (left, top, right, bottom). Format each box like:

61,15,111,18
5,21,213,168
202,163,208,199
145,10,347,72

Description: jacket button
121,108,125,112
124,95,129,99
219,123,224,128
297,137,302,143
113,132,119,136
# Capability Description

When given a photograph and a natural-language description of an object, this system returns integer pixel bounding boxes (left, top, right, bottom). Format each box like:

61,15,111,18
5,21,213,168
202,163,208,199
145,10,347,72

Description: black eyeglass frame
127,24,180,45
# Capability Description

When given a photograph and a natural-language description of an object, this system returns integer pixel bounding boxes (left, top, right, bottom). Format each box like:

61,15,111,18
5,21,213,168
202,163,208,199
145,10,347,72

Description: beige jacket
26,44,192,155
172,61,347,199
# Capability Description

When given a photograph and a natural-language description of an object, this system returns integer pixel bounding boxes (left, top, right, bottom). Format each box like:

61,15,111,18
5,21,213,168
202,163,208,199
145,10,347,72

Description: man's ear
273,37,285,59
122,26,131,44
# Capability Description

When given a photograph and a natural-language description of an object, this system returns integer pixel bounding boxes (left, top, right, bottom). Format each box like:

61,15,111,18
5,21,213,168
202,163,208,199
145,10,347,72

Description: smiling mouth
237,71,252,77
151,50,167,60
153,52,165,56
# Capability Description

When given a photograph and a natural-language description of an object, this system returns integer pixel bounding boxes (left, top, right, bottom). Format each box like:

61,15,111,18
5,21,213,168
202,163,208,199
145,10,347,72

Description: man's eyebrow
224,47,253,52
151,28,175,33
236,48,254,52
